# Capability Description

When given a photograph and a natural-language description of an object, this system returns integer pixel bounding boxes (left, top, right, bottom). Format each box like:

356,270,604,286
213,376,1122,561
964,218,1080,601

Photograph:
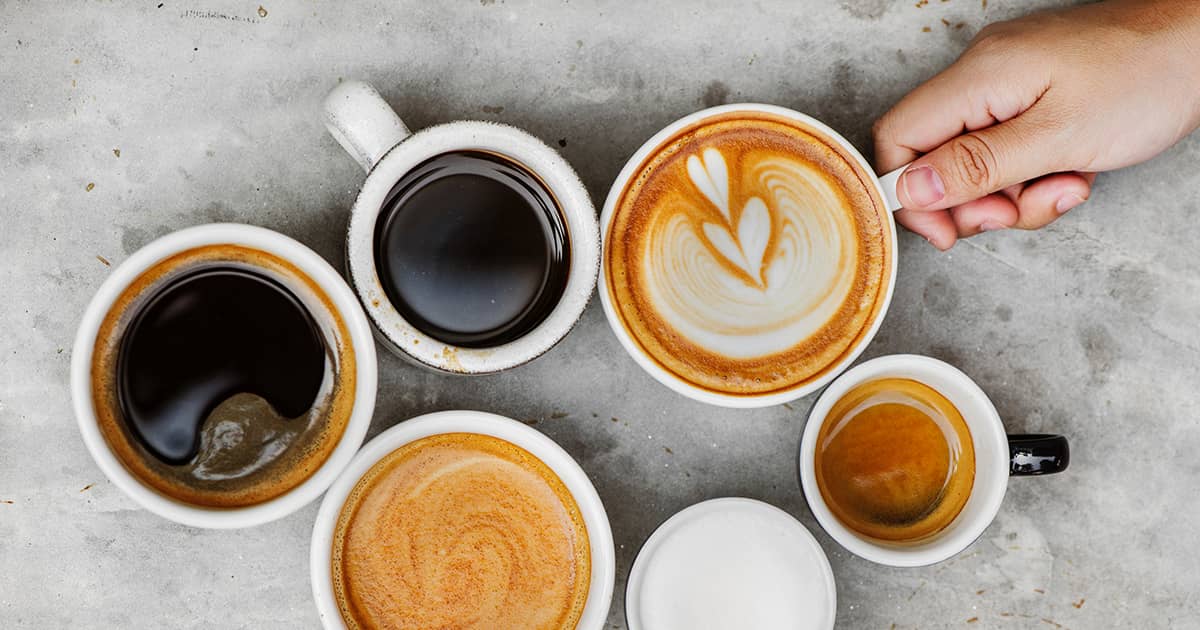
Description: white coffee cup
324,80,600,374
70,223,378,529
309,409,616,629
798,354,1069,567
598,104,906,408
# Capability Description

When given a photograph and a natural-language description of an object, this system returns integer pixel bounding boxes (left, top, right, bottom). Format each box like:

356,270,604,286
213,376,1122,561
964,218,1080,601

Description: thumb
895,108,1070,211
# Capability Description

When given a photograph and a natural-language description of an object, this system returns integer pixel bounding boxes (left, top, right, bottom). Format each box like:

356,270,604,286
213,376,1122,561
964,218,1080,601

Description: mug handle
1008,434,1070,476
323,80,412,173
878,165,908,213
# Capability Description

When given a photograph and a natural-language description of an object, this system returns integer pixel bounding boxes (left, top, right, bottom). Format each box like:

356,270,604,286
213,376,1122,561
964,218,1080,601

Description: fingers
893,107,1071,212
873,31,1044,173
895,207,957,251
949,194,1020,237
1008,171,1093,229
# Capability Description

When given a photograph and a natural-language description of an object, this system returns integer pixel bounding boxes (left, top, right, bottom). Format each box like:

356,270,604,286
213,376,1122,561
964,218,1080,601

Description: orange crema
332,433,591,630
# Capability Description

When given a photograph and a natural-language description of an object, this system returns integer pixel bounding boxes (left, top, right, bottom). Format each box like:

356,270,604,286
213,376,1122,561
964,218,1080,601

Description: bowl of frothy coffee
71,224,378,528
600,105,900,407
310,410,615,629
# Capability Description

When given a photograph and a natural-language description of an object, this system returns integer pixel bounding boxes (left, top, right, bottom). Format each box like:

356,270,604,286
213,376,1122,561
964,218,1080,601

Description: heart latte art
606,113,892,395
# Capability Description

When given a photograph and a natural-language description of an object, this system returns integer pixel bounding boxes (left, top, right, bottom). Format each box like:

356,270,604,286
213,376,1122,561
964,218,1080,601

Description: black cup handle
1008,434,1069,476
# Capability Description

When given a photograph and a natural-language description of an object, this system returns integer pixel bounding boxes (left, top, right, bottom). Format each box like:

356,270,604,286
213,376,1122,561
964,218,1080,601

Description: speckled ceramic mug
323,80,600,375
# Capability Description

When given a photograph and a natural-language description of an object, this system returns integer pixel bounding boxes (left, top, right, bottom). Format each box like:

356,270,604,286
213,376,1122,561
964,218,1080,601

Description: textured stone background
3,0,1199,627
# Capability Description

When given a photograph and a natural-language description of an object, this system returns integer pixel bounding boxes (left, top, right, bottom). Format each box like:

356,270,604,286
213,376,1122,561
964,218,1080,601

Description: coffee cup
798,354,1069,567
599,104,908,408
324,80,600,374
310,410,615,629
71,223,378,528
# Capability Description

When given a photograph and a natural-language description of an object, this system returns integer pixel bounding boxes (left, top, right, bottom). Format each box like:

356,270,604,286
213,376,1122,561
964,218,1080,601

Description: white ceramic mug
323,80,600,374
798,354,1069,567
309,409,616,629
70,223,378,528
598,104,906,408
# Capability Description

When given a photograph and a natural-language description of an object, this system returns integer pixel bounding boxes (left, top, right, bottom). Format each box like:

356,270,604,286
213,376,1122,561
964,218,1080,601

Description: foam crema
90,244,356,508
331,432,591,629
606,112,891,395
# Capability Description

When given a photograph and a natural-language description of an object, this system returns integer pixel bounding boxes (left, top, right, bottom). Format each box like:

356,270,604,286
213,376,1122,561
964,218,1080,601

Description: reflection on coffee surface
815,378,975,541
374,150,570,348
607,112,891,395
91,244,356,507
332,433,590,630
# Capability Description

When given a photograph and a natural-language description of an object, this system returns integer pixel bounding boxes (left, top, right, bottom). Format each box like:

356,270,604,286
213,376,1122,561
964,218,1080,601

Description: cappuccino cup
599,104,907,407
310,410,615,629
798,354,1069,567
324,81,600,374
71,224,378,528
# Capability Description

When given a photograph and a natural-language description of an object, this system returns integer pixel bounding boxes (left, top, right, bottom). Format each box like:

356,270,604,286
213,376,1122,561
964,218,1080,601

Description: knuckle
949,134,998,190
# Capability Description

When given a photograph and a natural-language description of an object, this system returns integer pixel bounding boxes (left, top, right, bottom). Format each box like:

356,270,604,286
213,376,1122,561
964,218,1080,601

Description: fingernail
900,166,945,208
980,220,1007,232
1056,193,1086,214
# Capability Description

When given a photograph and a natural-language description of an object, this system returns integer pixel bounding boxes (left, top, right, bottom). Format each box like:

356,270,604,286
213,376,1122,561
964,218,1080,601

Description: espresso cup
798,354,1069,567
310,410,615,629
599,104,907,408
324,80,600,374
71,224,378,528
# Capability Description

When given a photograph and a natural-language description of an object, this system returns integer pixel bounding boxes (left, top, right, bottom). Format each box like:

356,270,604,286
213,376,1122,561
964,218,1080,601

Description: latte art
649,148,860,359
607,112,891,395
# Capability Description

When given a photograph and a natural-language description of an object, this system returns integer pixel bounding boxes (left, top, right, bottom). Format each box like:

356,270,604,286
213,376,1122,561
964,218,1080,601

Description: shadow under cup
81,235,366,516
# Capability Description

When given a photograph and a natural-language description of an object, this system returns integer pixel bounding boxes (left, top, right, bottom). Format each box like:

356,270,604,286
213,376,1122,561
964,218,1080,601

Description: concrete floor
3,0,1199,627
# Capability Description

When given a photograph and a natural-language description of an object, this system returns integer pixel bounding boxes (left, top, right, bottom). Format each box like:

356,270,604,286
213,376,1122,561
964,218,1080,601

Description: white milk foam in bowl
627,498,836,630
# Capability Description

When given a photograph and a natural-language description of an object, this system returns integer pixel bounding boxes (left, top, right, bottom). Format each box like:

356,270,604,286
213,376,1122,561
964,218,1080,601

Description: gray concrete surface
3,0,1198,627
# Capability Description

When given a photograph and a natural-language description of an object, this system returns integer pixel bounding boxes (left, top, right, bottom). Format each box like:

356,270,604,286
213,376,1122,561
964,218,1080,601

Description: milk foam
644,147,859,359
634,503,834,629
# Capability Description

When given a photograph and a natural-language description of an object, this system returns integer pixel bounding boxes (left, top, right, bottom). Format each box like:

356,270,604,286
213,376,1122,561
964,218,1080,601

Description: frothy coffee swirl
332,433,590,629
607,112,891,395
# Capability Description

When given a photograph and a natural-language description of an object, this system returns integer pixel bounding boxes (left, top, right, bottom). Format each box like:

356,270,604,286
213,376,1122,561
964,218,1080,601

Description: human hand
873,0,1200,250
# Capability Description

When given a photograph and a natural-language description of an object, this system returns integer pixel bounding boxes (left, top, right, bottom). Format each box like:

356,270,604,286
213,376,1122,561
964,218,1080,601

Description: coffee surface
814,378,975,541
606,112,891,395
332,432,590,630
374,150,570,348
117,267,325,464
91,245,356,507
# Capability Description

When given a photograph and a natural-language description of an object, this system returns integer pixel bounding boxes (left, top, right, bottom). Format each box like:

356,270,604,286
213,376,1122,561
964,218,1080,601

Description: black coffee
116,266,326,465
373,151,570,348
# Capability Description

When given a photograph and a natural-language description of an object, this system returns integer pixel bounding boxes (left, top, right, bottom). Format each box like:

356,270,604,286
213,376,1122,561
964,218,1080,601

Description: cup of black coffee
71,224,378,528
323,80,599,374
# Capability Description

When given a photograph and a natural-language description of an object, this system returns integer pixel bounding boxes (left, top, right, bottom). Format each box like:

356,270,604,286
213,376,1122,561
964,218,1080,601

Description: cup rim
624,497,836,629
597,103,899,408
69,223,378,529
309,409,616,630
798,354,1010,567
345,120,600,375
